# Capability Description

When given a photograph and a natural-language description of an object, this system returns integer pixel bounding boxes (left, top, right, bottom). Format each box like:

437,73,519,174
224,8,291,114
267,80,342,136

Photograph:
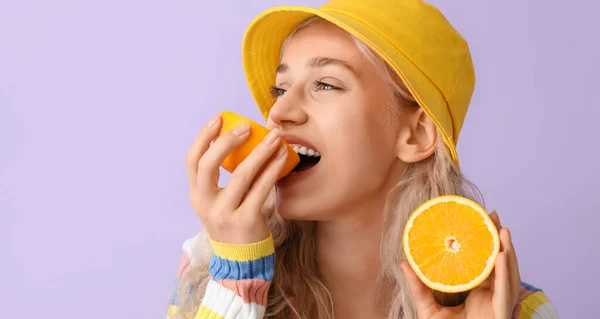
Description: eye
269,85,286,98
314,81,341,91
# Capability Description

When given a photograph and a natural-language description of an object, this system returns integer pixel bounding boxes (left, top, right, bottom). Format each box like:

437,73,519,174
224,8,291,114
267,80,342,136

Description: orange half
402,195,500,293
218,111,300,180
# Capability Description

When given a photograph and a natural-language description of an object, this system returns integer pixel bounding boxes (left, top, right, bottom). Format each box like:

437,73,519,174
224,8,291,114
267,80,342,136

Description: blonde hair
170,16,483,319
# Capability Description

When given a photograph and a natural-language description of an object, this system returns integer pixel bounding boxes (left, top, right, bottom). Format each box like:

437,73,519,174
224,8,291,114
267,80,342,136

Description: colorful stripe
209,234,275,262
520,281,542,293
196,305,224,319
169,250,193,307
169,233,560,319
217,279,270,306
209,254,275,281
513,282,559,319
194,234,275,318
167,305,179,319
169,278,179,306
198,279,267,319
176,251,191,277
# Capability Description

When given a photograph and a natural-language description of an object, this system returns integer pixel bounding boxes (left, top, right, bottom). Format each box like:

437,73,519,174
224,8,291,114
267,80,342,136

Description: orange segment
218,111,300,180
402,195,500,293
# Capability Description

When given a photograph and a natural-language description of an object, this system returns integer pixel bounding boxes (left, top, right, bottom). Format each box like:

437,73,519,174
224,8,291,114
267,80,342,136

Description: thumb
401,260,438,317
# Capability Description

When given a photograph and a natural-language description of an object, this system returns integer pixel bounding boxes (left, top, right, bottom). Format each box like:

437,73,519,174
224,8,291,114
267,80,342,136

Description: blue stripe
169,277,198,306
520,281,542,292
170,278,179,305
209,253,275,281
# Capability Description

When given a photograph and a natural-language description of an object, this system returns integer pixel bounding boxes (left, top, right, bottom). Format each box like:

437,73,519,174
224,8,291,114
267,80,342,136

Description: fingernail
207,115,220,128
232,123,250,135
264,128,280,144
278,145,287,157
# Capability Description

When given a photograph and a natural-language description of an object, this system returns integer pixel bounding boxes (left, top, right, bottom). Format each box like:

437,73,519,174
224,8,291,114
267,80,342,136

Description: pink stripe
217,279,271,306
176,252,190,278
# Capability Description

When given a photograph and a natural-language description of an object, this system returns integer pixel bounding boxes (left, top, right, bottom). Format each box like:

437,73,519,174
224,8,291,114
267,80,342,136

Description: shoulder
512,281,559,319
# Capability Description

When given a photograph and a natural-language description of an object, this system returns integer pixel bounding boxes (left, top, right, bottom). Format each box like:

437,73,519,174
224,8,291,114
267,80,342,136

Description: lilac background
1,0,598,318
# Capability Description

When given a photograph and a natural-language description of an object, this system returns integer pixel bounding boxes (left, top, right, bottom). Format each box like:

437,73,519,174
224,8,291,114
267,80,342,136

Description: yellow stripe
209,233,275,262
518,291,550,319
194,306,225,319
166,305,178,319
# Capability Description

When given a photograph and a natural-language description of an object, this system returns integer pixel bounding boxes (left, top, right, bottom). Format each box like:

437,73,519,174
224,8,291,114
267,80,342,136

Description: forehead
280,21,368,69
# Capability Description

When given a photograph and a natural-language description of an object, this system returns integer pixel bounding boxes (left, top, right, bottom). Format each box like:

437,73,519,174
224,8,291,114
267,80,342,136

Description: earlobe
396,109,437,163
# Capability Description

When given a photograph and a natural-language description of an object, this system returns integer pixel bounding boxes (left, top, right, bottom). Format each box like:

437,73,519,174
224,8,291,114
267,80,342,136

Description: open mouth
289,144,321,173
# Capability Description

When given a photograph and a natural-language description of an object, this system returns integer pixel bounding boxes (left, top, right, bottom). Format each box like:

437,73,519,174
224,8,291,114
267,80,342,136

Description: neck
313,160,406,318
315,200,388,318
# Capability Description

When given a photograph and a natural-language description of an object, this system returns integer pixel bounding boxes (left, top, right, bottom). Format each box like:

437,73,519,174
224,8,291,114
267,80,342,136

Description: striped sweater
167,232,559,319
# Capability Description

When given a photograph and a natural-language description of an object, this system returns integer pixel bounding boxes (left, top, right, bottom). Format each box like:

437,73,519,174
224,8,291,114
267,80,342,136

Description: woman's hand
401,211,521,319
185,113,288,244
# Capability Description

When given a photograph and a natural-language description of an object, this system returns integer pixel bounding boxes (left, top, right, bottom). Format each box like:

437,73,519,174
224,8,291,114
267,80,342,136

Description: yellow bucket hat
242,0,475,163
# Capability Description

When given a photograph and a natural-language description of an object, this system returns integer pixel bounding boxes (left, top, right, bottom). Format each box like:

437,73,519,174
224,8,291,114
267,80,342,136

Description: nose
267,92,308,128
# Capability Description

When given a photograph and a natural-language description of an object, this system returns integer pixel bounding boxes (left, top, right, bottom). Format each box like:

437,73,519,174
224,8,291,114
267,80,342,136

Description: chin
275,189,342,222
274,157,335,221
275,198,317,221
275,192,323,221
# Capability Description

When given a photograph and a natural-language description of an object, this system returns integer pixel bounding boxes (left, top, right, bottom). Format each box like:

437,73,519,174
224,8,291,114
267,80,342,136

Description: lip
279,134,320,153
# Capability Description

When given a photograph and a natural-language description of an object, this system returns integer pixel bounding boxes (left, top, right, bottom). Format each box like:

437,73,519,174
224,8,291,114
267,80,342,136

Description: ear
396,108,437,163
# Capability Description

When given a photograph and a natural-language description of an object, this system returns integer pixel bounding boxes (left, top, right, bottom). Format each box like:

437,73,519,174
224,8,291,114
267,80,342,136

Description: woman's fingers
492,228,521,318
492,251,510,319
241,144,288,213
478,269,495,290
400,260,438,317
489,210,502,231
220,128,282,207
186,114,222,187
501,228,521,306
195,123,251,197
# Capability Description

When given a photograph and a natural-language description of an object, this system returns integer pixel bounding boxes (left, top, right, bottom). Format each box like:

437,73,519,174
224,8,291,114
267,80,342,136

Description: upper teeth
290,144,320,157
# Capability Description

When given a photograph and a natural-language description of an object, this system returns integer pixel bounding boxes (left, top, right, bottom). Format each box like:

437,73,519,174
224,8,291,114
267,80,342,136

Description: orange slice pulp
402,195,500,293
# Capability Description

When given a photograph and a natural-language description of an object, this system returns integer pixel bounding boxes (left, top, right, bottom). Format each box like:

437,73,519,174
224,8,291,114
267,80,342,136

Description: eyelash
269,85,286,98
269,81,341,98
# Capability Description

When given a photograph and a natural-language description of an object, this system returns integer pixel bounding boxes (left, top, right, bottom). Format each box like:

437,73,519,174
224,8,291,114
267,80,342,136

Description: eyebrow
276,56,357,75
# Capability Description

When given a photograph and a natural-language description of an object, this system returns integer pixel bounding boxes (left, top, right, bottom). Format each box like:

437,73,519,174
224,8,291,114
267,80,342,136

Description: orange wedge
402,195,500,293
218,110,300,180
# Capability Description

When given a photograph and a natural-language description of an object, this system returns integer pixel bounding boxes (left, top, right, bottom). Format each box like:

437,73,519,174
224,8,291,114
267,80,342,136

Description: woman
168,1,558,318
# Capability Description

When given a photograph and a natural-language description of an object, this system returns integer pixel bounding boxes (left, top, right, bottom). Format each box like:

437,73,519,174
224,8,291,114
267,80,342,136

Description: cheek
318,90,397,175
323,116,396,175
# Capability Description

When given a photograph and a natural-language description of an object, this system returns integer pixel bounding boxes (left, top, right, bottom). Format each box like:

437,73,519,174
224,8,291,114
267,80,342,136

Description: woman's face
268,21,426,221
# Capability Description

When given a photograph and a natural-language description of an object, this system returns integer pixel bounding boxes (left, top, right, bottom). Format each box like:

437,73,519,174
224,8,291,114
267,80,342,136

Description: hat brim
242,6,458,162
